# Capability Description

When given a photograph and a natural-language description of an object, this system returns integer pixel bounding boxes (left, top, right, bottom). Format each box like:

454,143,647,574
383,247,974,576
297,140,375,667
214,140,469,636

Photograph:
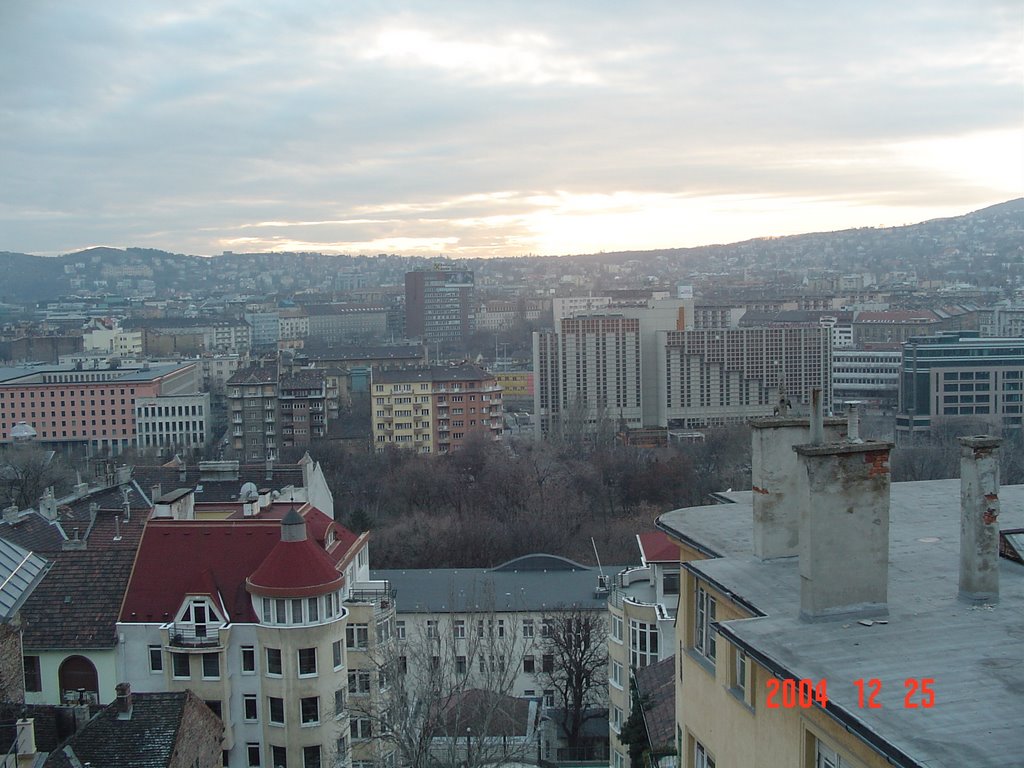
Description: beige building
656,414,1024,768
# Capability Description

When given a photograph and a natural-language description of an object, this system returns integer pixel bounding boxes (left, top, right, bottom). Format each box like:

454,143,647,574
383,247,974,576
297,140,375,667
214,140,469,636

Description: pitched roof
637,532,679,564
633,656,676,751
120,520,282,623
42,691,222,768
430,689,535,738
246,521,344,598
130,463,305,503
21,548,136,649
0,537,49,619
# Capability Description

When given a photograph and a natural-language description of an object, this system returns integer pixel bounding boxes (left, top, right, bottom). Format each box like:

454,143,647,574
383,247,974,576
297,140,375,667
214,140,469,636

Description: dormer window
171,597,223,647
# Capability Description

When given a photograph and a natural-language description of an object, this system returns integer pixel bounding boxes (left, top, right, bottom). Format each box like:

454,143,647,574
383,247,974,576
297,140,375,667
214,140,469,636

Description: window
333,640,344,670
266,648,283,676
453,619,465,638
241,646,256,674
148,646,163,674
522,618,534,638
733,647,748,699
268,696,285,725
426,620,438,638
244,694,258,722
271,746,287,768
612,705,623,732
611,614,623,643
630,620,659,668
246,743,261,767
663,571,680,595
202,653,220,679
300,696,320,725
23,656,41,692
335,689,346,716
610,659,623,688
542,654,554,673
307,597,319,623
542,619,553,637
172,653,190,679
815,738,856,768
543,689,555,707
612,750,625,768
523,655,535,673
396,621,406,639
695,585,717,663
350,717,373,740
348,670,371,695
347,624,369,649
303,746,321,768
456,655,467,674
694,739,715,768
298,647,318,677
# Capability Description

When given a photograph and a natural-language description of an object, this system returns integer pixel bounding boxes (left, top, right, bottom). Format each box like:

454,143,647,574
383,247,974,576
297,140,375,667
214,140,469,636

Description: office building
831,347,901,410
134,392,212,453
405,267,476,345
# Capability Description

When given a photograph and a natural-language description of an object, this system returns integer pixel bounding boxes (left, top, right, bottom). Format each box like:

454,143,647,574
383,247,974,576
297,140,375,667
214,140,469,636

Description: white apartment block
831,348,901,409
134,393,212,452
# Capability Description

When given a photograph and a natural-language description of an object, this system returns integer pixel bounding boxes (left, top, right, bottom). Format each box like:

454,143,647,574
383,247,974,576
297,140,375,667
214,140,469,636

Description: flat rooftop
658,479,1024,768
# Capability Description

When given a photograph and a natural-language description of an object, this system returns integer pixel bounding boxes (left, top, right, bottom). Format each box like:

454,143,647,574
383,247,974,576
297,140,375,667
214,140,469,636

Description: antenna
590,537,605,580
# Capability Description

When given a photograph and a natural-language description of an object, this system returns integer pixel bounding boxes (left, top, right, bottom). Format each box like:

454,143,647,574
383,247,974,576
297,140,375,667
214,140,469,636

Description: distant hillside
1,198,1021,302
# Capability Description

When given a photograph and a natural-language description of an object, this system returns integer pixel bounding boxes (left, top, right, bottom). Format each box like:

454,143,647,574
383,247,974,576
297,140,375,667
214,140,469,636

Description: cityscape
2,2,1021,767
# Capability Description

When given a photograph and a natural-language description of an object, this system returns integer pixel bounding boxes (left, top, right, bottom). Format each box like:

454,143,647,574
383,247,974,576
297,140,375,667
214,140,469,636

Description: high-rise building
897,331,1024,440
405,267,476,345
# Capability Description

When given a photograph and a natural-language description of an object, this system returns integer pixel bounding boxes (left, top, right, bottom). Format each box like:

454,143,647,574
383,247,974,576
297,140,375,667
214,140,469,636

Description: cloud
0,1,1020,256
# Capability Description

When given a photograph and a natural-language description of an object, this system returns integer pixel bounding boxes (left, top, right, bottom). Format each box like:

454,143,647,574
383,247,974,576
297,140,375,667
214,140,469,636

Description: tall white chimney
958,435,1001,604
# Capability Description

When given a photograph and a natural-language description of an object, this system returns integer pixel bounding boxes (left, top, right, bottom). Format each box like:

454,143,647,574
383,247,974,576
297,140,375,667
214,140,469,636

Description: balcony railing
168,623,222,648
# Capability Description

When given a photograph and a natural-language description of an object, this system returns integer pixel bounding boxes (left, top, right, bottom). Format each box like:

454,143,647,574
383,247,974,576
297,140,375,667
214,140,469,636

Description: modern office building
656,326,831,429
655,417,1024,768
405,267,476,345
831,347,901,410
896,331,1024,439
0,361,200,454
134,392,212,453
371,364,503,454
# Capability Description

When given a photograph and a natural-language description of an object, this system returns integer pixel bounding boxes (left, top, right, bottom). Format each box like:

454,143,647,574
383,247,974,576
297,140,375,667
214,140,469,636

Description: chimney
39,488,59,521
794,438,894,621
3,505,20,525
281,508,307,542
62,527,86,551
115,465,132,485
958,435,1001,604
178,459,187,483
115,682,132,719
15,718,36,756
750,415,846,560
151,484,162,504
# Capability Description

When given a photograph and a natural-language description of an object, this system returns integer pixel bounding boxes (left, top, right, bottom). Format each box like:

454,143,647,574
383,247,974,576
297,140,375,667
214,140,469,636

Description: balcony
167,623,223,649
232,416,243,424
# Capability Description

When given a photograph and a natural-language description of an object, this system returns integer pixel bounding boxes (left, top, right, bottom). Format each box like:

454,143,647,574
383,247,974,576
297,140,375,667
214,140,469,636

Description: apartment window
202,653,220,679
148,645,163,673
663,571,680,595
453,619,466,639
171,653,190,679
244,694,258,722
346,624,369,649
266,647,283,676
456,655,467,675
611,614,623,643
335,689,346,716
303,746,321,768
542,654,554,673
542,619,553,637
733,647,749,700
333,640,344,670
396,621,406,639
523,655,535,673
350,717,372,740
271,746,287,768
241,645,256,674
610,659,623,688
300,696,320,725
23,656,41,692
694,739,715,768
612,750,625,768
629,620,659,668
814,738,856,768
522,618,534,638
611,705,624,733
348,670,371,695
695,585,717,663
298,647,318,677
426,620,438,638
307,596,319,623
268,696,285,725
246,743,261,767
543,689,555,707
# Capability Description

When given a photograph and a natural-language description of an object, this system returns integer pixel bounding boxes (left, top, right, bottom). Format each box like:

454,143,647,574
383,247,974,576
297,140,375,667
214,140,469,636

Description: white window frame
695,584,717,663
243,693,259,722
610,659,623,689
148,645,163,673
300,695,320,727
241,645,256,674
297,647,318,678
268,696,285,726
695,739,715,768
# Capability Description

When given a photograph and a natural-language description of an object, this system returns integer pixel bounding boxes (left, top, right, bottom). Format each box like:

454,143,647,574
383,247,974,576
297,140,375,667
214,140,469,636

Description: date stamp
765,677,936,709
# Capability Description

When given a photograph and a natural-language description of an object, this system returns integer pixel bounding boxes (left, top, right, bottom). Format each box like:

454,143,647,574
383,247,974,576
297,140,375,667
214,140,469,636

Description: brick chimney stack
958,436,1002,604
115,682,133,719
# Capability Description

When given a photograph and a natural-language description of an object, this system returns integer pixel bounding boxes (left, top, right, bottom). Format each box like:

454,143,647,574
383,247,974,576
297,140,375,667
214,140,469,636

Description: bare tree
352,584,538,768
536,606,609,756
0,444,73,509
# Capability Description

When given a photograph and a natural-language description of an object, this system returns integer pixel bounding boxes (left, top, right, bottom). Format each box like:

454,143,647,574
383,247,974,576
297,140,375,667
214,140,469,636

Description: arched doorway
58,655,99,703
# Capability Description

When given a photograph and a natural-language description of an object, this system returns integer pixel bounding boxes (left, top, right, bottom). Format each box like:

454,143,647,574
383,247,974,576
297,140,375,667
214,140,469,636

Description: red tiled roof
246,536,344,598
120,520,283,623
223,503,359,554
637,531,679,564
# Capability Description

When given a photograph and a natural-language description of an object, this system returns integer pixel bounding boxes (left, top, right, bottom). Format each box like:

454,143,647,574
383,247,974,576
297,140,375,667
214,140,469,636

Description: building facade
405,267,476,345
831,347,901,410
134,392,212,453
371,364,503,454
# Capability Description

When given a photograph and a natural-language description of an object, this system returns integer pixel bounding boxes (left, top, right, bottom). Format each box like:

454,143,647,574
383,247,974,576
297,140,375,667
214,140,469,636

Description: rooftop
373,363,496,385
657,479,1024,768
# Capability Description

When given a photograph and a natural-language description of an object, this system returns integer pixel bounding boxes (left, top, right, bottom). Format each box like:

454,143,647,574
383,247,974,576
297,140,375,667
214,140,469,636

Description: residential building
655,417,1024,768
244,312,281,348
977,300,1024,337
0,536,50,704
475,299,544,331
494,370,533,407
134,392,211,453
371,364,502,454
123,318,253,356
405,267,476,345
40,686,223,768
831,347,901,410
304,304,389,345
692,305,745,330
0,361,200,455
606,533,679,768
656,326,831,429
896,331,1024,439
278,309,310,341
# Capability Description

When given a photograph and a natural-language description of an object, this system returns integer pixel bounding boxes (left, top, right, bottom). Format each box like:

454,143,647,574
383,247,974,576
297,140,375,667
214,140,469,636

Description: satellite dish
239,481,259,501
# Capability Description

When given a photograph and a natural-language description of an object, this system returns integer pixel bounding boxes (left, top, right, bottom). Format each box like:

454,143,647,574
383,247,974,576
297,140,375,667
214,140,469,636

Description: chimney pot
958,435,1002,604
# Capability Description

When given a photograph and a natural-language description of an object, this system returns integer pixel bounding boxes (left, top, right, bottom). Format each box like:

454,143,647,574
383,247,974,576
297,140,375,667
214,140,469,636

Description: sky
1,1,1021,258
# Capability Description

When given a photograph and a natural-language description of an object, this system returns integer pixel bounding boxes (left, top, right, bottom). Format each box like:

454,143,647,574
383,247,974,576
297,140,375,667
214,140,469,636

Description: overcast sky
1,2,1021,258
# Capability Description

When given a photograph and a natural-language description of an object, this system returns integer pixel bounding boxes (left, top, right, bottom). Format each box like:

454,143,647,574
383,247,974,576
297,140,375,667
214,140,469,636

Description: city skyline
2,2,1020,258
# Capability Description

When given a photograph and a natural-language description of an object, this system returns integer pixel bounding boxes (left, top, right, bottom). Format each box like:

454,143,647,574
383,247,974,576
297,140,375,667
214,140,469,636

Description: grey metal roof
657,479,1024,768
0,536,50,620
371,560,633,614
